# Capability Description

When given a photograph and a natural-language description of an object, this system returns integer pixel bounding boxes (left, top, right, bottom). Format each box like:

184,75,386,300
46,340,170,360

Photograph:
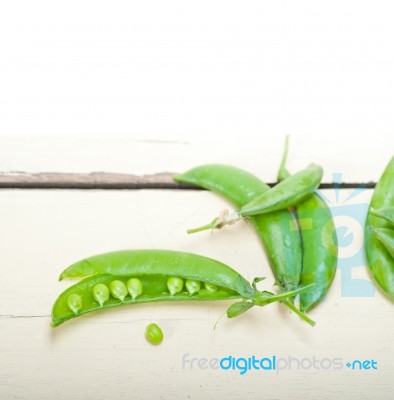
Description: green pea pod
370,207,394,227
365,156,394,298
187,164,323,233
174,165,302,292
52,274,239,327
60,249,255,298
278,138,338,312
52,250,314,327
372,228,394,260
175,165,315,326
239,163,323,216
293,194,337,312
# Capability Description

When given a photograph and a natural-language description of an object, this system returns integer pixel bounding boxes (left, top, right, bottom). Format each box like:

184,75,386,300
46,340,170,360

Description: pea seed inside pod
167,277,183,296
109,280,128,302
185,279,201,295
127,278,143,300
92,283,110,307
67,294,82,315
204,282,218,293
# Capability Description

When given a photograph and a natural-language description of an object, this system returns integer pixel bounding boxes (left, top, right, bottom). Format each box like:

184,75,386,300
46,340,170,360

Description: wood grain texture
0,188,392,400
0,134,393,182
0,171,184,189
0,171,375,189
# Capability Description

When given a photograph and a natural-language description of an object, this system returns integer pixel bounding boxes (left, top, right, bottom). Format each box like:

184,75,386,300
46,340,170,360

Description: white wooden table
0,134,393,400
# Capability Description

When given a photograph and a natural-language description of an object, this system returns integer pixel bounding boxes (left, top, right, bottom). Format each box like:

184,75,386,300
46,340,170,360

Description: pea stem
278,135,291,181
282,299,316,327
187,211,242,234
187,219,218,234
254,283,316,326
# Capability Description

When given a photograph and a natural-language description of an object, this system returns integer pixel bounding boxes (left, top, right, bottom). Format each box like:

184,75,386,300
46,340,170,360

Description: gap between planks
0,172,375,189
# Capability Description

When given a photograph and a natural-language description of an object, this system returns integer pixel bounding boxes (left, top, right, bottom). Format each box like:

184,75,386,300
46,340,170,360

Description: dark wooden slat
0,172,375,189
0,172,187,189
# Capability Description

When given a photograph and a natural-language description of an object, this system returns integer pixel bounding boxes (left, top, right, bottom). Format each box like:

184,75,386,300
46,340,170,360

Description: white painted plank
0,134,393,182
0,188,393,399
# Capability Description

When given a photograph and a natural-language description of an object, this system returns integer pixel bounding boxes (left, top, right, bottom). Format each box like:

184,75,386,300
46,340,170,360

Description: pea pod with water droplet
278,137,338,312
51,250,314,327
174,165,315,326
175,165,302,291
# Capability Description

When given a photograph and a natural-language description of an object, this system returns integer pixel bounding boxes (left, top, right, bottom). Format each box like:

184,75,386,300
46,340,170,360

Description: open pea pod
52,250,314,327
60,249,254,296
52,274,240,327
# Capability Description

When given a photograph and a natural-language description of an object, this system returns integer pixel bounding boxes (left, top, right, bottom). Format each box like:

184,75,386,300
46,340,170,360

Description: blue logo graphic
318,173,375,297
345,359,378,370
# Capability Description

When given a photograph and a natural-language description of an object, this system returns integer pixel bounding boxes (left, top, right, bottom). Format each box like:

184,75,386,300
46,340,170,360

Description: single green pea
127,278,143,300
109,280,128,302
204,282,218,293
145,323,163,345
185,279,201,296
67,294,82,315
92,283,110,307
167,277,183,296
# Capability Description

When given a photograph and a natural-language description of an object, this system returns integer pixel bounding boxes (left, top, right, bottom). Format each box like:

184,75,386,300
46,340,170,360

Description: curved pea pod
277,139,338,312
370,207,394,227
295,193,338,312
365,156,394,298
174,165,302,292
51,251,315,327
372,228,394,260
175,165,315,326
60,249,255,297
239,163,323,217
186,164,323,232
